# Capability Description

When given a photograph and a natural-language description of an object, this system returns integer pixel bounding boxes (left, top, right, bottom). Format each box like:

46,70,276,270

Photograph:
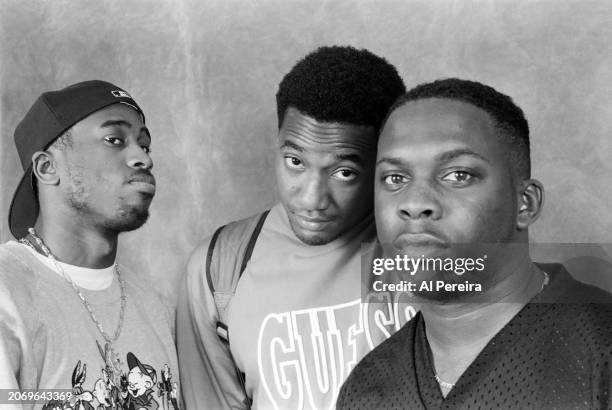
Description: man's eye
382,174,407,186
332,168,357,182
442,171,473,183
284,156,303,169
104,136,124,146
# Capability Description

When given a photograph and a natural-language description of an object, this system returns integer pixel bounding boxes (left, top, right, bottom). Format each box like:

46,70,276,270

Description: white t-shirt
20,241,114,290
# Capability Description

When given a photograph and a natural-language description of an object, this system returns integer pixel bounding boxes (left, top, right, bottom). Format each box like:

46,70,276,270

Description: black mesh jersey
337,264,612,410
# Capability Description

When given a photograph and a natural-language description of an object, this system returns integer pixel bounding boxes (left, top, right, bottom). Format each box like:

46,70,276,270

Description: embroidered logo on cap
111,90,132,98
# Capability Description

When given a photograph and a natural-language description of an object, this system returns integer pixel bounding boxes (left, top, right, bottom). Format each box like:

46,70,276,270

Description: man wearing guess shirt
177,46,409,409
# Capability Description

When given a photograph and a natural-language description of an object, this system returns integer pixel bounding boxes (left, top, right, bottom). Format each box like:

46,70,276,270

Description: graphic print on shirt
42,343,179,410
257,293,415,410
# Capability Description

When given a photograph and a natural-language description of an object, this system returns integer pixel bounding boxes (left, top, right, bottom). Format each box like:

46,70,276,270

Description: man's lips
128,174,156,194
393,232,449,250
291,213,335,232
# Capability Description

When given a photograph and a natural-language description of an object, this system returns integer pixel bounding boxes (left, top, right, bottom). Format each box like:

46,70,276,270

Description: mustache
127,171,156,186
397,228,449,243
392,229,452,250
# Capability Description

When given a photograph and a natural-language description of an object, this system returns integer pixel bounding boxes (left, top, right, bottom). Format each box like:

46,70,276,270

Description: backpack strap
205,224,225,294
239,210,269,274
204,210,270,408
206,210,270,295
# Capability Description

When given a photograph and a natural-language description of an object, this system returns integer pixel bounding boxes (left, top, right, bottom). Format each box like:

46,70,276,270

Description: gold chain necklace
434,373,455,389
20,227,127,346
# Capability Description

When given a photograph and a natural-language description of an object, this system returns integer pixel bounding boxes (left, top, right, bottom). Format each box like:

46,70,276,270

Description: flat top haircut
387,78,531,179
276,45,406,132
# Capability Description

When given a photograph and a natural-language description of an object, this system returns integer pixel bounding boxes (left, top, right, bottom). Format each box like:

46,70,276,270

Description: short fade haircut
387,78,531,178
276,45,406,133
48,128,73,152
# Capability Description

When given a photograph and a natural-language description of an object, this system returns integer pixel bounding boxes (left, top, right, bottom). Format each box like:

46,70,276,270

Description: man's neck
33,215,118,269
421,256,546,395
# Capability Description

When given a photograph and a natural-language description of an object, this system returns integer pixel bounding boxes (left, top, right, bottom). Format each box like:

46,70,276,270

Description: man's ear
517,178,544,230
32,151,60,186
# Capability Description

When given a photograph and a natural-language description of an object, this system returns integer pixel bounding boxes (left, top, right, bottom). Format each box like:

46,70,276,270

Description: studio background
2,0,611,304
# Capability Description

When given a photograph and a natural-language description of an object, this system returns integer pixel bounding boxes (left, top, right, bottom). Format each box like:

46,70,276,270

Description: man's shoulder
346,313,419,382
555,300,612,350
0,241,28,263
0,242,41,312
191,210,271,257
540,269,612,356
216,210,272,249
184,209,272,293
538,264,612,348
190,209,272,268
0,241,39,283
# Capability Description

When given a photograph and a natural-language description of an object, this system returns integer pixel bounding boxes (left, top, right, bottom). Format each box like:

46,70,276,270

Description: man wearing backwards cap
0,81,180,410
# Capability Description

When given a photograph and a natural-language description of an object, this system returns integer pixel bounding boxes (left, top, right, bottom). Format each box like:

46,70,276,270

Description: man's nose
126,143,153,170
397,180,442,220
296,173,330,211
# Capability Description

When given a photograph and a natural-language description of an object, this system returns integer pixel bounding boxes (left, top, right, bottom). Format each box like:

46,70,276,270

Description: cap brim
8,166,38,239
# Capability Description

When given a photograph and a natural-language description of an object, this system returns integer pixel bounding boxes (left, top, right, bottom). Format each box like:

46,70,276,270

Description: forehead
72,103,145,132
279,107,376,155
379,98,500,159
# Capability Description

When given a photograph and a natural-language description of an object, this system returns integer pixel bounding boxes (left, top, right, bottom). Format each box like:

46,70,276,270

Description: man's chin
290,223,339,246
105,208,150,233
293,230,335,246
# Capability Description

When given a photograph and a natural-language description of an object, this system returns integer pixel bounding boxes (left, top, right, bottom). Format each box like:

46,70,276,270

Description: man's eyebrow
435,148,490,164
101,119,151,138
281,140,365,166
279,140,303,152
376,149,490,167
376,156,408,168
334,152,365,166
100,119,132,128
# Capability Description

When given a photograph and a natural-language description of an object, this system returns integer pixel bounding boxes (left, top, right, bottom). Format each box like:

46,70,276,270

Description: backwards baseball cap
9,80,145,239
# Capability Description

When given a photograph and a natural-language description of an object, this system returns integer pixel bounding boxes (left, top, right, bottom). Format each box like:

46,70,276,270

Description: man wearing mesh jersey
338,78,612,409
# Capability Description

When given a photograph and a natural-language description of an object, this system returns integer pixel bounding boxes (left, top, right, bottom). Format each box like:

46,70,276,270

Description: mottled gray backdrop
1,0,611,303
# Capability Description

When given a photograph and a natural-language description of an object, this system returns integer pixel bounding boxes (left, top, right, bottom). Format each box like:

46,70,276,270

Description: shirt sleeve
176,240,247,410
0,277,28,410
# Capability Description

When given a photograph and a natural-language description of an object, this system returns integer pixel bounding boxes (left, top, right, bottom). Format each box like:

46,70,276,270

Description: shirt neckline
412,263,569,406
17,240,115,290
